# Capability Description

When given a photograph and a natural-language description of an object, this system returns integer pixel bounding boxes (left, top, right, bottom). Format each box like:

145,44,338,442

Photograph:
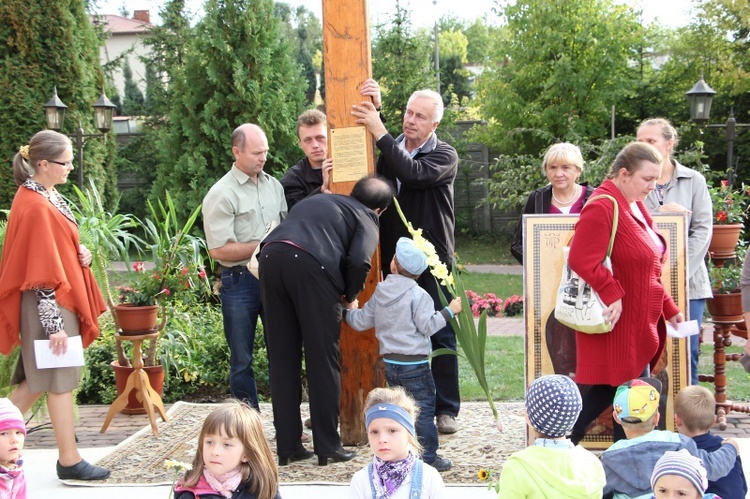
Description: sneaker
56,459,110,480
437,414,458,434
426,455,452,472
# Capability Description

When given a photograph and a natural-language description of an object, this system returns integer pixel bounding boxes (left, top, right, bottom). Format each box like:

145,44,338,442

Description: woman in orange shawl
0,130,108,481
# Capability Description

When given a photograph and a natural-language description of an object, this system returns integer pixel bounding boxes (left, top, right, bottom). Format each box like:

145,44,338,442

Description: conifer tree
152,0,306,214
122,60,146,116
372,1,432,135
0,0,116,208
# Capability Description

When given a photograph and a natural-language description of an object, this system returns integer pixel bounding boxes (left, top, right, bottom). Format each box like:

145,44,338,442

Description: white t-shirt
630,202,665,254
348,462,447,499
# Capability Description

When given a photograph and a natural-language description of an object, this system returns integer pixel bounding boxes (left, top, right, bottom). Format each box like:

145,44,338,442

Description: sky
93,0,695,29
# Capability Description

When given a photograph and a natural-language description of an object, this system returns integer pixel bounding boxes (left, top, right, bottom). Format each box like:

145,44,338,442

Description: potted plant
708,180,748,259
109,194,211,413
112,194,211,361
706,251,744,323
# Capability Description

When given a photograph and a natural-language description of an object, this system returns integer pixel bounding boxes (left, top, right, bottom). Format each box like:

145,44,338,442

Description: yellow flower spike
391,197,501,433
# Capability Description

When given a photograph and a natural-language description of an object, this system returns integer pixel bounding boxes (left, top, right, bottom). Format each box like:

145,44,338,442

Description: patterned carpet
62,401,526,487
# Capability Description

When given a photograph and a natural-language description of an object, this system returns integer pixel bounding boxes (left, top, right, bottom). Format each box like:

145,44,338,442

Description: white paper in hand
34,336,85,369
666,320,700,339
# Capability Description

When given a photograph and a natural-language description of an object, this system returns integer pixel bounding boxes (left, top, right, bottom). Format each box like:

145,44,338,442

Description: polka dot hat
526,374,582,438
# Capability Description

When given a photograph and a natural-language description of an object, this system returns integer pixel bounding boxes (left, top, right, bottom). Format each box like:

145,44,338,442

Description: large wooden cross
322,0,382,444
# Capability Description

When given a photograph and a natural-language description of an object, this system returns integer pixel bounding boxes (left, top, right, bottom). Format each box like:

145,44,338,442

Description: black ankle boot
278,448,314,466
317,448,355,466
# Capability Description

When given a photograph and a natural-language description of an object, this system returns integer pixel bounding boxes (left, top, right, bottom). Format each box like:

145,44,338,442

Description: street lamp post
686,76,750,183
433,0,440,95
43,87,116,188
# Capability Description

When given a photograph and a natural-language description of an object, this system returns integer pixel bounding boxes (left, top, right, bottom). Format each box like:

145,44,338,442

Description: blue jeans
220,266,262,409
689,299,705,385
385,361,439,463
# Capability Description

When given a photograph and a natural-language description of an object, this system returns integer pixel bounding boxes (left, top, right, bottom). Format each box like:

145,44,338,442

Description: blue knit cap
651,449,708,494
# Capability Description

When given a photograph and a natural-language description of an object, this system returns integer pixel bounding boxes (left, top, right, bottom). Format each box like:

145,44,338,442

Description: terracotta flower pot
110,361,165,415
709,224,743,259
113,304,158,335
706,292,743,323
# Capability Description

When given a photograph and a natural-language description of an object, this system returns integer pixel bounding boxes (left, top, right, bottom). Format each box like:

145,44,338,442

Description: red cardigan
568,179,680,386
0,187,106,355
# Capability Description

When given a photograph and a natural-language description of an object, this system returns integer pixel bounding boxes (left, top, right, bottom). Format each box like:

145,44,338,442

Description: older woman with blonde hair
511,142,594,263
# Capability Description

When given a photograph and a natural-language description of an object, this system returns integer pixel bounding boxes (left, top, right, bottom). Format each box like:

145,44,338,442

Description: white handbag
554,195,618,334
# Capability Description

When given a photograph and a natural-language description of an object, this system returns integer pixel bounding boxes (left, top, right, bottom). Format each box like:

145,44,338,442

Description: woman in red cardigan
0,131,109,480
567,142,684,444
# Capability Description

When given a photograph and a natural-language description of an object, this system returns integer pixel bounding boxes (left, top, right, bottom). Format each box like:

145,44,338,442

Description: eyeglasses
48,159,73,168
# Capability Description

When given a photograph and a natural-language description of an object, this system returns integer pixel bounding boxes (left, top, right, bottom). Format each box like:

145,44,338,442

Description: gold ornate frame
522,213,689,449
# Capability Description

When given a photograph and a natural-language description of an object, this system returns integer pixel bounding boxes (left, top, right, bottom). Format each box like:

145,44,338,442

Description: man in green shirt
202,124,287,409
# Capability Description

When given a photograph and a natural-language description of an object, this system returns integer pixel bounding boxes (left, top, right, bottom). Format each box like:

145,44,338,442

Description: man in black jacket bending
258,175,393,466
352,80,460,439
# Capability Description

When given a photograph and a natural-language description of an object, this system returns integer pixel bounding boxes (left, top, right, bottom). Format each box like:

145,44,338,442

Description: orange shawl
0,187,106,355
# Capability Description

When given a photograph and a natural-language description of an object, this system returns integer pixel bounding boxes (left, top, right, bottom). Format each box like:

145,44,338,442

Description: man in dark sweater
259,175,394,465
280,109,333,210
352,80,461,434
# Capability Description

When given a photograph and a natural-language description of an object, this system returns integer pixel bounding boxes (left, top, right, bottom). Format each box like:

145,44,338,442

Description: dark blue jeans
689,299,705,385
385,361,439,463
220,266,262,409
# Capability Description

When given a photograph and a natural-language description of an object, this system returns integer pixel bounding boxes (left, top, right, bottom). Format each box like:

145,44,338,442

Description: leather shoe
317,448,356,466
425,455,452,472
57,459,110,480
278,448,314,466
437,414,458,434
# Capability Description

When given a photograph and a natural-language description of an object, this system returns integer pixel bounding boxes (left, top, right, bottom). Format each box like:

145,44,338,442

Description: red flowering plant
709,180,749,225
466,290,504,317
117,195,211,307
503,294,524,317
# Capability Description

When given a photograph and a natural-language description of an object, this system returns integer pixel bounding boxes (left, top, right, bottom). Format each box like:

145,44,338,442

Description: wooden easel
322,0,383,444
100,332,168,436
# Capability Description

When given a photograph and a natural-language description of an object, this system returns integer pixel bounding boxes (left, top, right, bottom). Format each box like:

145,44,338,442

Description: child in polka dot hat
495,375,605,498
0,398,26,499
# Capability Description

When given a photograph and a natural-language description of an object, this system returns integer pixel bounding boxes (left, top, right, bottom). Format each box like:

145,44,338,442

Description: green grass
457,336,525,402
699,343,750,401
460,272,523,298
455,232,516,265
456,338,750,404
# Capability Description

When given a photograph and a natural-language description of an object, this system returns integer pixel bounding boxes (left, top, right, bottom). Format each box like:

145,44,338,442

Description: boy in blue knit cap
344,237,461,472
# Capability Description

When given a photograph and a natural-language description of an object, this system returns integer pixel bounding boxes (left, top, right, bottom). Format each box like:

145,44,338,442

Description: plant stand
100,332,168,436
698,320,750,429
